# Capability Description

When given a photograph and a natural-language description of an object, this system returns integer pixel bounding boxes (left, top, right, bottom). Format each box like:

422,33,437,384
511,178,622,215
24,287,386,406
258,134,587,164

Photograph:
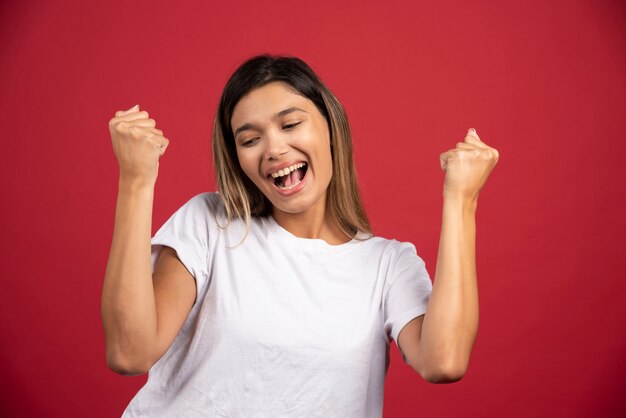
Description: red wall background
1,0,625,416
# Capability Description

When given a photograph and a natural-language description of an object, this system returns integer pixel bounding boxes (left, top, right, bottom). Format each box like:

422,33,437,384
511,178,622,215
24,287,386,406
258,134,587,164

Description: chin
269,196,314,215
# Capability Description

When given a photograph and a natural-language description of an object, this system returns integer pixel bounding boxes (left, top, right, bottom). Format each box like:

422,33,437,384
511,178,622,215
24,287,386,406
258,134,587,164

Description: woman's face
231,81,333,217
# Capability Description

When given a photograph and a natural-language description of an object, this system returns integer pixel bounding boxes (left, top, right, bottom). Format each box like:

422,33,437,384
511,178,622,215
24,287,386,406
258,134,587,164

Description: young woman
102,55,499,417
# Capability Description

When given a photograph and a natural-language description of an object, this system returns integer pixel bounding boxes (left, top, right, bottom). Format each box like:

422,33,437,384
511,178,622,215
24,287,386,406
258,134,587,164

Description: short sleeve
150,193,212,303
382,241,433,348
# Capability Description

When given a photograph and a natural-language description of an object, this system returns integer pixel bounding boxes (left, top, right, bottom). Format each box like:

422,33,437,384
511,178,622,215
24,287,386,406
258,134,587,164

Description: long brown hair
212,54,371,239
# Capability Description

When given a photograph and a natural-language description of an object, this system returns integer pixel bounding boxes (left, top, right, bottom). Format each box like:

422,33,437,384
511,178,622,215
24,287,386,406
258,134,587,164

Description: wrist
442,192,478,214
118,175,156,194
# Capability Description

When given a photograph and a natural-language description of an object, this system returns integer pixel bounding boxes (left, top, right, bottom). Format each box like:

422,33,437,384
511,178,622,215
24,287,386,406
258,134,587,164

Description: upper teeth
270,162,306,178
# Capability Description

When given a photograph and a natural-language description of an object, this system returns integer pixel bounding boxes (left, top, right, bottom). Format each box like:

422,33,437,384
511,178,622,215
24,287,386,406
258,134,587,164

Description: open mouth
270,162,308,190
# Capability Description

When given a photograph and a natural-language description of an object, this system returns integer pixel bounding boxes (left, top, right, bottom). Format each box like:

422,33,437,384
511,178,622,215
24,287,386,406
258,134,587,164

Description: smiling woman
101,54,499,417
213,56,371,244
232,81,343,242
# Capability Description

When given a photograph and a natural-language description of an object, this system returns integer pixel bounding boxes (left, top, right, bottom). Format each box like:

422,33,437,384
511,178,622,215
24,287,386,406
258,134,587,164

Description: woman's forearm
101,178,158,375
417,194,479,381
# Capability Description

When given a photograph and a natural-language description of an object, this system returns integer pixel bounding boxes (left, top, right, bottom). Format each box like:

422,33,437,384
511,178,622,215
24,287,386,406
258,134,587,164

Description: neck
272,198,351,245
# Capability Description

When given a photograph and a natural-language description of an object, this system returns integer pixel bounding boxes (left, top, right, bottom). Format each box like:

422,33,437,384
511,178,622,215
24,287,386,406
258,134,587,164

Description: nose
264,128,289,160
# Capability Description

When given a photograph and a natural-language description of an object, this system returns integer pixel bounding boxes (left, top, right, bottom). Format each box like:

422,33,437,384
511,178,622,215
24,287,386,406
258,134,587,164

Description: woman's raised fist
439,128,499,201
108,104,170,186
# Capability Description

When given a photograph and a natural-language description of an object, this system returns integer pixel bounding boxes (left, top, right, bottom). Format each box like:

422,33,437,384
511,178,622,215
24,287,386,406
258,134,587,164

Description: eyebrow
233,106,307,138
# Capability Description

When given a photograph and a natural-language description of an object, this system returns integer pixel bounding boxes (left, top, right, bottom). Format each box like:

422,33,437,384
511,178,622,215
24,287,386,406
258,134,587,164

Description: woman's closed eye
241,137,260,147
282,121,301,130
240,122,301,146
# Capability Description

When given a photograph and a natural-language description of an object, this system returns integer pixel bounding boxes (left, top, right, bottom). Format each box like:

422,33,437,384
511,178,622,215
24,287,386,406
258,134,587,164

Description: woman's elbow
421,367,466,384
418,359,468,384
106,349,152,376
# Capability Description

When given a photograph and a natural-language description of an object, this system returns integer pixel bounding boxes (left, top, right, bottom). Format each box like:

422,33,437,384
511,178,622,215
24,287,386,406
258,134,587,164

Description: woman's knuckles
128,125,144,137
464,134,479,144
136,128,159,142
113,120,130,133
113,123,161,142
482,150,495,160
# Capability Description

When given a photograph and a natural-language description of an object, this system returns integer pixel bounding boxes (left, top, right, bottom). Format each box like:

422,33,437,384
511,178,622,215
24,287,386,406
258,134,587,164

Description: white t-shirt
122,192,432,418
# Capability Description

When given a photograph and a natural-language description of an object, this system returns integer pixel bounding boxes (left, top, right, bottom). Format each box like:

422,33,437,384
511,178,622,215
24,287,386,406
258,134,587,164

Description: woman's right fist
109,104,170,185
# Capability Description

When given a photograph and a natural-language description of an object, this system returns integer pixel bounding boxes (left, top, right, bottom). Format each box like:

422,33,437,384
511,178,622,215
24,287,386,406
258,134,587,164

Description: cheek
315,132,333,175
236,149,265,186
323,149,334,181
302,124,332,158
235,150,253,178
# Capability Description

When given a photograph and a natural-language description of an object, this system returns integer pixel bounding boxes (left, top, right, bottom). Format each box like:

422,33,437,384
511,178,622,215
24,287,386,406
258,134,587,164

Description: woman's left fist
439,128,499,200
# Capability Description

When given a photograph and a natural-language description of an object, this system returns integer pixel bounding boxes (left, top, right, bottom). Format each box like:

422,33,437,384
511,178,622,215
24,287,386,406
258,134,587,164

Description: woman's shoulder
179,191,223,212
182,191,219,205
359,232,422,259
169,191,229,224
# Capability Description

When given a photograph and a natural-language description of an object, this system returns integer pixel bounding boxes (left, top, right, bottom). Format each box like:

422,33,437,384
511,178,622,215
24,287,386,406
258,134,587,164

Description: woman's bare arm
100,105,195,375
398,128,499,383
